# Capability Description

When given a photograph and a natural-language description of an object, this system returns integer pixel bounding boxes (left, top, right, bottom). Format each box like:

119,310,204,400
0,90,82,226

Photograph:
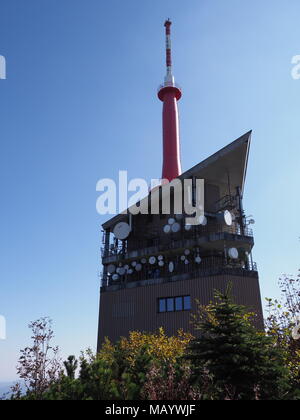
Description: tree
187,288,290,400
14,317,61,400
265,270,300,396
64,356,78,379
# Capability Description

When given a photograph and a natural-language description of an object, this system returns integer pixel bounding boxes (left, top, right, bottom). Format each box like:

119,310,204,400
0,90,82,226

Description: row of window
158,295,191,313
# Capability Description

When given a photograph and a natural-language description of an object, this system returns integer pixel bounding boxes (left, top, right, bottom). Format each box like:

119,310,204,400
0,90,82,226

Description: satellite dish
171,223,181,233
224,210,233,226
107,264,116,274
169,262,174,273
135,263,142,271
184,249,190,256
112,274,119,281
185,224,192,231
131,261,137,267
113,222,131,240
184,259,189,265
195,256,201,264
158,255,164,260
181,255,186,261
124,265,129,270
128,269,133,274
118,267,126,276
228,247,239,259
163,225,171,234
141,258,147,264
158,261,164,267
149,256,156,265
199,215,207,226
168,218,175,225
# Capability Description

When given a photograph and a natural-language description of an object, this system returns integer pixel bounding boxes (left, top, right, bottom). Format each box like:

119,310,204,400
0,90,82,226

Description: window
158,296,191,313
167,298,174,312
159,298,166,313
183,296,191,310
175,297,183,311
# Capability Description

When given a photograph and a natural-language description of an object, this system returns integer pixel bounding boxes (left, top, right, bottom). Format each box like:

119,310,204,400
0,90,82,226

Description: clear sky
0,0,299,381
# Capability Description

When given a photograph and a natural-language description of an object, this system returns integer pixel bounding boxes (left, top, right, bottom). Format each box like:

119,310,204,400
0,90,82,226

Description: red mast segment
158,19,182,182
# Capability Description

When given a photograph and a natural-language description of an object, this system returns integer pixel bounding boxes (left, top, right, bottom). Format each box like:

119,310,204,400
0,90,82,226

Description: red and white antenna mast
158,19,182,182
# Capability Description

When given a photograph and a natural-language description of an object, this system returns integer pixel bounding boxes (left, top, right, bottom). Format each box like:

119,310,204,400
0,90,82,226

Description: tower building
97,21,263,347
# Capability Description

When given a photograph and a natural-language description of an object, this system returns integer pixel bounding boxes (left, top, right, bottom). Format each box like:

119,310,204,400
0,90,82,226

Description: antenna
158,20,182,182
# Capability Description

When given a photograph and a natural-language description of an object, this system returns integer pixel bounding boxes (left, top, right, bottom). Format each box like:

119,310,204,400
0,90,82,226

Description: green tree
187,288,290,400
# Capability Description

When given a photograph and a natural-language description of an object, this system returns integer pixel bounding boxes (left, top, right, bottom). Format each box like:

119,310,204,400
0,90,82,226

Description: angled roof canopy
102,130,252,230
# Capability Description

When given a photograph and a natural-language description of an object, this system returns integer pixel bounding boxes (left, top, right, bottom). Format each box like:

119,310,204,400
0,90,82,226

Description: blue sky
0,0,299,381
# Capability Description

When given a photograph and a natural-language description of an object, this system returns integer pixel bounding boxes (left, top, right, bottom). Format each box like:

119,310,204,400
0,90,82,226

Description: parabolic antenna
158,255,164,261
184,249,190,256
131,261,137,267
158,261,164,267
118,267,126,276
112,274,119,281
228,247,239,259
149,256,156,265
224,210,233,226
181,255,186,261
163,225,171,234
107,264,116,274
128,269,133,274
171,223,181,233
199,215,207,226
184,259,189,265
168,218,175,225
113,222,131,240
169,262,174,273
135,264,142,271
195,256,201,264
141,258,147,264
185,224,192,231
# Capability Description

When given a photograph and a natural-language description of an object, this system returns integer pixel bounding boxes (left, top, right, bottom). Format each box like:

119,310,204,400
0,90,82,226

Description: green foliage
187,288,291,400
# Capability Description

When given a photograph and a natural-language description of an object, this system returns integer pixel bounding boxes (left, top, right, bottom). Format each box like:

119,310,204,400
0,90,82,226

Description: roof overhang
102,130,252,230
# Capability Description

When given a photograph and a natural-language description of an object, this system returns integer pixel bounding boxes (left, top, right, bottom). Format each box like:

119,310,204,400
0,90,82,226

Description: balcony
101,255,258,291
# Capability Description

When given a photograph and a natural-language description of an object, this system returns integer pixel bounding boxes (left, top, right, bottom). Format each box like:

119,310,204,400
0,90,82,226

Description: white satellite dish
112,274,119,281
113,222,131,240
128,269,133,274
163,225,171,234
158,255,164,260
199,215,207,226
169,262,174,273
184,259,189,265
171,223,181,233
168,217,175,225
118,267,126,276
184,249,190,256
185,224,192,231
131,261,137,267
181,255,186,261
224,210,233,226
228,247,239,259
135,263,142,271
107,264,116,274
195,256,201,264
124,265,129,270
141,258,147,264
149,256,156,265
158,261,164,267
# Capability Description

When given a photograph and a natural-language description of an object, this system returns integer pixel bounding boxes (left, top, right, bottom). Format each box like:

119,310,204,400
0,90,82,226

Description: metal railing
101,255,258,288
